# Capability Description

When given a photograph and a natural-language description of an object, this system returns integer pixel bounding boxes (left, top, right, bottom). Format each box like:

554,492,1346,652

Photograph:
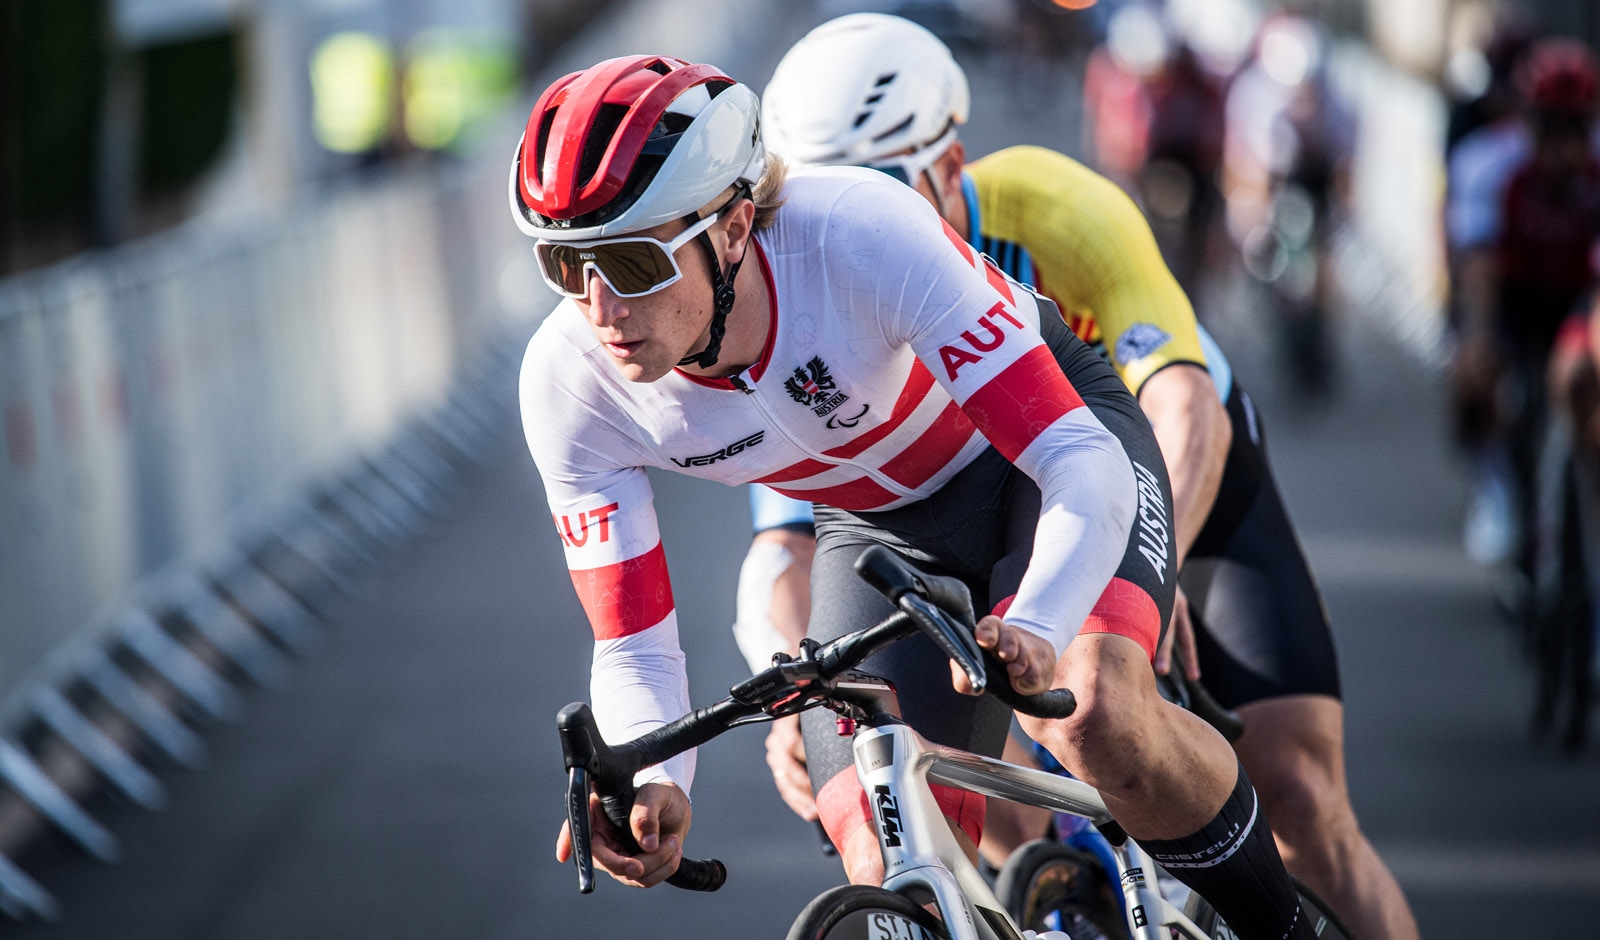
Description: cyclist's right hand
765,713,817,821
955,615,1057,696
555,781,691,888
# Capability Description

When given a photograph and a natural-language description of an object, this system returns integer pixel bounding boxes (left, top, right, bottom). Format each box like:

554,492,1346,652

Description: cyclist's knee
1024,636,1163,782
1250,755,1359,870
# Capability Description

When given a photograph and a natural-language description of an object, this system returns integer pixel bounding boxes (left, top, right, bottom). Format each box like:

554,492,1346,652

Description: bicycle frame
854,722,1209,940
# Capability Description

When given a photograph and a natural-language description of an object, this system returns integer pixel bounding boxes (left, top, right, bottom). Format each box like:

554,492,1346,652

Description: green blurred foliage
139,31,238,195
4,0,107,226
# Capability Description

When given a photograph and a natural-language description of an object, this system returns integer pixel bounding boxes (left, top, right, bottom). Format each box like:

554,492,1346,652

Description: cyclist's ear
717,197,757,266
933,141,965,206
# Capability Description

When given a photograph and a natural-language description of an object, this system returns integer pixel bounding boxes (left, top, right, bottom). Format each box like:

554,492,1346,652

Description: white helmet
762,13,969,166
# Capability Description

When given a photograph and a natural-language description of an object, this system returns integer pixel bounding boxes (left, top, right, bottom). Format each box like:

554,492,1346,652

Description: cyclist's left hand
954,616,1057,696
555,781,691,888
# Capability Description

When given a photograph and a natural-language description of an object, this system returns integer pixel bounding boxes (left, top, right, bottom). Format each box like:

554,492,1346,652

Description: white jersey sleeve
823,178,1138,657
520,328,694,792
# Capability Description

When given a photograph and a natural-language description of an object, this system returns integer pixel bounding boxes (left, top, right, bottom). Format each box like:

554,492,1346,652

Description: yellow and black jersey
965,145,1231,399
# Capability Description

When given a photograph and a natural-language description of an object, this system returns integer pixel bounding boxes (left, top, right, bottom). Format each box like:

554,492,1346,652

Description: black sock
1138,761,1313,940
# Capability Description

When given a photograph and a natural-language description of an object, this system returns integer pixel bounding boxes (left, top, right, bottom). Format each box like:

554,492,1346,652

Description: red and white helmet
510,55,766,241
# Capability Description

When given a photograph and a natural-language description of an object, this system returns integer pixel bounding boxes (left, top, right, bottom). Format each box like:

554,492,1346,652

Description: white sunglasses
535,212,721,299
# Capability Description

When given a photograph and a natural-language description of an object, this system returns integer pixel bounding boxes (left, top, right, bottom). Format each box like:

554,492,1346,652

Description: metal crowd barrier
0,147,539,919
0,339,525,920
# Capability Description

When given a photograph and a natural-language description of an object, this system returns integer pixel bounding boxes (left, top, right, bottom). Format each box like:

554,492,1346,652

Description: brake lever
566,766,596,893
901,593,987,693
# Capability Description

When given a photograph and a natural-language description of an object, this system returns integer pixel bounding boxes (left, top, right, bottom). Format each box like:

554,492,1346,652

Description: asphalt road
5,2,1600,937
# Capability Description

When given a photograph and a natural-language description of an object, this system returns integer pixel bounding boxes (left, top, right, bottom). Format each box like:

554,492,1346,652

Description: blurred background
0,0,1598,936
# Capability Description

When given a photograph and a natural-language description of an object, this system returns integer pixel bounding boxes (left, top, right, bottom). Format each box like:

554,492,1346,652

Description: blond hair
751,152,788,231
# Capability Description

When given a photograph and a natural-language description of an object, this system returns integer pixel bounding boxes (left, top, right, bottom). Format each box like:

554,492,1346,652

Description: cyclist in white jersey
516,55,1319,940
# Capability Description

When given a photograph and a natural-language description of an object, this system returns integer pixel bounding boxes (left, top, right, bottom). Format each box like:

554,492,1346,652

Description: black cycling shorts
1179,385,1342,709
801,309,1177,844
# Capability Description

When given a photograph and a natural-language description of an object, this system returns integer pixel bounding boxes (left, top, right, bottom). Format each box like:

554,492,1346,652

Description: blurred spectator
1141,39,1228,299
1224,12,1356,401
1445,11,1535,156
1082,2,1165,189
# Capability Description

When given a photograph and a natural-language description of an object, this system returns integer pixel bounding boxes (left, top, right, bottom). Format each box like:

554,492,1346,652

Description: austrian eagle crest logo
784,356,853,418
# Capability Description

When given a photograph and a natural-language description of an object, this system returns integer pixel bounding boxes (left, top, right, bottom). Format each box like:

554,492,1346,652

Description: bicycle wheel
784,882,947,933
1182,875,1354,939
994,839,1127,939
787,884,952,940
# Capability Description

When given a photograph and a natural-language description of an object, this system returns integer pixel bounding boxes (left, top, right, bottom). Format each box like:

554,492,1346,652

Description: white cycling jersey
520,167,1136,791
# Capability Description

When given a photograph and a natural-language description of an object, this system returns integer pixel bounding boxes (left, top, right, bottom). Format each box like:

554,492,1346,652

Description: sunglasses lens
590,240,679,296
536,240,679,297
535,243,589,296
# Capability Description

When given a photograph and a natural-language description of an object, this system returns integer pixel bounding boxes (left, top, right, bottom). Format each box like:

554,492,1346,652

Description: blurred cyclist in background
1082,3,1228,303
1453,39,1600,579
1452,37,1600,752
1444,11,1535,157
1445,17,1535,570
1536,290,1600,753
744,13,1418,938
1224,12,1356,403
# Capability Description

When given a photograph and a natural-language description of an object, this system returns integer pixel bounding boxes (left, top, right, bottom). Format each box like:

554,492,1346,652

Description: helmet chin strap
677,188,751,371
677,240,741,370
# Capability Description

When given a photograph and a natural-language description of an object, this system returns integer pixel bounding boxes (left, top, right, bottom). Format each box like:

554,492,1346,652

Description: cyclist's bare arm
737,526,818,820
741,527,814,658
1139,364,1230,566
1140,363,1230,678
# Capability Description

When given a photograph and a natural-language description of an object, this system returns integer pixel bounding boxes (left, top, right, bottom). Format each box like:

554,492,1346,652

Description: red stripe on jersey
748,240,779,381
754,457,834,485
1079,577,1161,661
880,401,978,489
770,474,899,511
569,541,675,640
983,259,1014,303
823,360,937,460
940,219,974,264
958,346,1085,463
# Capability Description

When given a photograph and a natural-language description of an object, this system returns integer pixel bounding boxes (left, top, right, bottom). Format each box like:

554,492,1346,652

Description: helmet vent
865,93,884,104
853,111,873,129
874,72,896,87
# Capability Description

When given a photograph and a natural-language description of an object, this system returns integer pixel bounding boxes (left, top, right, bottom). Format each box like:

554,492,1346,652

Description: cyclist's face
573,217,721,383
911,143,965,228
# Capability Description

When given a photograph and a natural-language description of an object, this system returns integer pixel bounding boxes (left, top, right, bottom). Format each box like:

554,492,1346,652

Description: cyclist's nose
581,272,628,327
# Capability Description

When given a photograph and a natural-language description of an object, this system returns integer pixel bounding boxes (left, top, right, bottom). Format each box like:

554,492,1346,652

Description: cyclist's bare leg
1018,632,1237,838
1022,632,1318,939
1235,695,1421,940
833,811,982,886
